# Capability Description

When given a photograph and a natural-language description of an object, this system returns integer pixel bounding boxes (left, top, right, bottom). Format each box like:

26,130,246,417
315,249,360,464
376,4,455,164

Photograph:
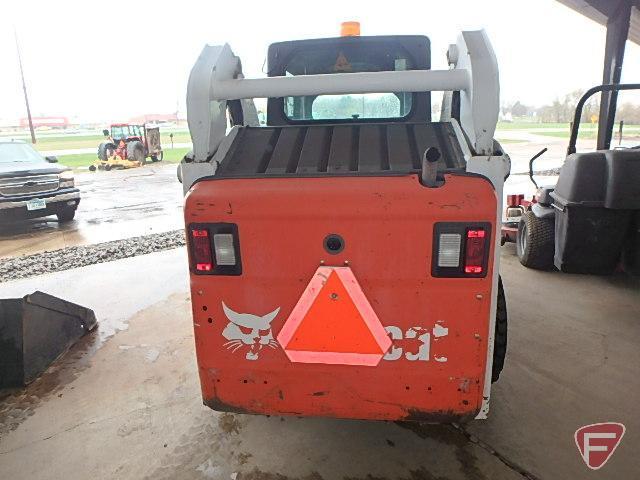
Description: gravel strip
0,230,185,283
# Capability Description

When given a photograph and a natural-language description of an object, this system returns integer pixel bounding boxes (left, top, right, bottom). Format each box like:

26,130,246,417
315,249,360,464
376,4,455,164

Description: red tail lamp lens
464,229,486,274
191,229,213,271
507,194,524,207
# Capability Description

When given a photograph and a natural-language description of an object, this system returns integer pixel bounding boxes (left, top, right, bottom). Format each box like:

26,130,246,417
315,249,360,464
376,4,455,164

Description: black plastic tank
551,150,640,274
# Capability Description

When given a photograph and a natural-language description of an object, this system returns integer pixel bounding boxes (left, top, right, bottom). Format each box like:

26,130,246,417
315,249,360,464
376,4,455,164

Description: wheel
56,207,76,223
97,142,116,161
89,165,96,171
151,151,163,162
127,141,146,165
105,164,112,171
516,210,555,270
491,276,508,383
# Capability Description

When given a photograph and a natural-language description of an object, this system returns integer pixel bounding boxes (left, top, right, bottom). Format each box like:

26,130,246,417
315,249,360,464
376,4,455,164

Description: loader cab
266,35,432,125
242,35,466,176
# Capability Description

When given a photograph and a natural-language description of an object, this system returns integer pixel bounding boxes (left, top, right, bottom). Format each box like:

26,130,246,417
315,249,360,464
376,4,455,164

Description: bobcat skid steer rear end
181,30,510,422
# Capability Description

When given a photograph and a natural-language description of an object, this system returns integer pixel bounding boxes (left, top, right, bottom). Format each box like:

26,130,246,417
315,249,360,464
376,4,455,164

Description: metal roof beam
598,1,632,149
556,0,640,44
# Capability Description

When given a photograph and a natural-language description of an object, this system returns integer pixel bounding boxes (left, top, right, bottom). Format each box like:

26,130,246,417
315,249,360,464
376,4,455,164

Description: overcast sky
1,0,639,123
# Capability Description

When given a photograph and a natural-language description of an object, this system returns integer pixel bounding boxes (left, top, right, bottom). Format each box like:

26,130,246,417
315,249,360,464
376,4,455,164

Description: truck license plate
26,198,46,211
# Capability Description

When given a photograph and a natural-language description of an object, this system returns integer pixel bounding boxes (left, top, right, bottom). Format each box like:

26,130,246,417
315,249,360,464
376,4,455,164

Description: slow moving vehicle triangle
277,266,391,366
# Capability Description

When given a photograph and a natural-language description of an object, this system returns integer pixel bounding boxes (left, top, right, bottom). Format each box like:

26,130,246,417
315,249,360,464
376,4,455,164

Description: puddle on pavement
0,218,68,238
0,332,98,438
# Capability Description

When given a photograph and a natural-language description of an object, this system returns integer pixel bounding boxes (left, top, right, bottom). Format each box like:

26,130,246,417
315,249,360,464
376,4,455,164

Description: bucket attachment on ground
0,291,97,388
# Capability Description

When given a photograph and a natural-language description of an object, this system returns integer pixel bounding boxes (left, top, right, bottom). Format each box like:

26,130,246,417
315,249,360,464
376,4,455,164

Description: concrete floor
0,164,183,259
1,247,638,479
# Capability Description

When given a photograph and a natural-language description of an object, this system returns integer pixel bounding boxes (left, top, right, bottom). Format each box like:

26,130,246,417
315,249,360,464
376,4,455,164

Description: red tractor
92,123,163,171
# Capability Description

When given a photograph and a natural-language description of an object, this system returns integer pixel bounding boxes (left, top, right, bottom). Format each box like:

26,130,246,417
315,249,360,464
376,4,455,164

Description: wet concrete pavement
0,164,183,259
1,247,638,479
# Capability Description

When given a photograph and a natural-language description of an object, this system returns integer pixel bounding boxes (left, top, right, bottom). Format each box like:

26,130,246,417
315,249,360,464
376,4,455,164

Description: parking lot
0,164,183,259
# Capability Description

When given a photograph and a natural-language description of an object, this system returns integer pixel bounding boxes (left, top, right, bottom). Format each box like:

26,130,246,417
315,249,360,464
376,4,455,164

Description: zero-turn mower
503,84,640,275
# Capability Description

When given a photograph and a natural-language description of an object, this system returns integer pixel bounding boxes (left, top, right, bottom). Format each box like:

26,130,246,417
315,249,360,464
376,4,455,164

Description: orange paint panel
185,173,498,422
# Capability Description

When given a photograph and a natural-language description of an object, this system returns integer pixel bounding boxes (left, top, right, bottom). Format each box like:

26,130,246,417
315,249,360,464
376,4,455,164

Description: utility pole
14,27,36,144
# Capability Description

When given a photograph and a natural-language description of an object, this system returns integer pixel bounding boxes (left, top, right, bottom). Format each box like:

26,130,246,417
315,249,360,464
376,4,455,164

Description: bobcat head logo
221,302,280,360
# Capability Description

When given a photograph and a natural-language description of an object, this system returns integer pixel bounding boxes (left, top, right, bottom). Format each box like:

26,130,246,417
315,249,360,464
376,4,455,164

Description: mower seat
550,149,640,273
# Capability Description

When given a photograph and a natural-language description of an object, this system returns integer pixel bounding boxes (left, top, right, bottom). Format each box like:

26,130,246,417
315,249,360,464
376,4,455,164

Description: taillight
507,194,524,207
213,234,236,265
191,229,213,271
188,223,242,275
464,229,486,274
437,233,462,268
432,222,491,277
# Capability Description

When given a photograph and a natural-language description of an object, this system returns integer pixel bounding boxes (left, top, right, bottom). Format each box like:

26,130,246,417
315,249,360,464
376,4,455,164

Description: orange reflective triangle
286,270,382,353
277,266,391,366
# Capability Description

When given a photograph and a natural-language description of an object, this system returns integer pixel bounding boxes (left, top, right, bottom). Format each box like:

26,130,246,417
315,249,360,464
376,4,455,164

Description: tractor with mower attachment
503,84,640,275
90,123,163,171
179,25,510,422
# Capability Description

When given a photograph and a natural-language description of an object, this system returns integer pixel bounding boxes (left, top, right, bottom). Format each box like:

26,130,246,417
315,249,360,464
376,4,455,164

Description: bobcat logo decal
221,302,280,360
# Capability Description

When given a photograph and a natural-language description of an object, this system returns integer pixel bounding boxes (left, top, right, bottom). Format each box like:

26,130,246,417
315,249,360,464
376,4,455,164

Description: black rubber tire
151,151,163,162
491,276,508,383
97,142,116,161
516,210,555,270
89,165,96,171
127,141,146,165
104,164,112,171
56,207,76,223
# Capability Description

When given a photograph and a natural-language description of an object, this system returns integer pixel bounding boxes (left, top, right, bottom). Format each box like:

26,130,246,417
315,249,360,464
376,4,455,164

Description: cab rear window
283,44,414,121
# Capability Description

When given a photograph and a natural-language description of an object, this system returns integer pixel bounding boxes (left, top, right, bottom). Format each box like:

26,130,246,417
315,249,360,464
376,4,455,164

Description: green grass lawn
21,131,193,152
58,147,191,170
56,153,99,169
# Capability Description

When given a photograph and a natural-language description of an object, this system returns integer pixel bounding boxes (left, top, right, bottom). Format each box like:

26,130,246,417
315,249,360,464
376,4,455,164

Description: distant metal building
19,116,70,129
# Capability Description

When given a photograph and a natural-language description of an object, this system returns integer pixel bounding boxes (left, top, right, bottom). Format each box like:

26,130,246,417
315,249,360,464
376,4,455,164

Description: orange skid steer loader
180,28,510,422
